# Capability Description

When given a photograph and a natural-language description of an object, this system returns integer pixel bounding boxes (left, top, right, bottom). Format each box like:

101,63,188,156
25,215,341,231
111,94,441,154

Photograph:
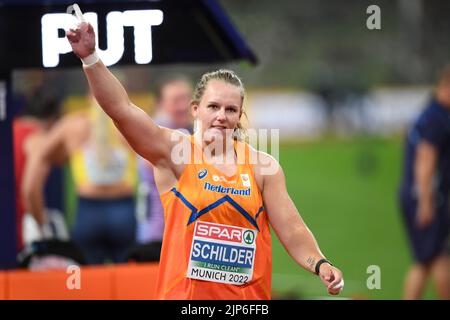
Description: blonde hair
191,69,247,141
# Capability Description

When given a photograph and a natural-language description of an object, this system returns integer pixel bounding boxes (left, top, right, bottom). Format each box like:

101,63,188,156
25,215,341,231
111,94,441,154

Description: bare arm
22,123,68,226
22,150,51,226
415,141,438,228
66,22,180,166
260,153,343,294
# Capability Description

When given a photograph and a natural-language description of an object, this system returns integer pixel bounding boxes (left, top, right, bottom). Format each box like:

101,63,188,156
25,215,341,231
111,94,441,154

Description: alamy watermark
366,265,381,290
66,265,81,290
366,5,381,30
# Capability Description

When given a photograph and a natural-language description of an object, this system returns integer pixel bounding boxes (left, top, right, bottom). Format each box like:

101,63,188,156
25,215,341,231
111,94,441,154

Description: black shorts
399,196,450,264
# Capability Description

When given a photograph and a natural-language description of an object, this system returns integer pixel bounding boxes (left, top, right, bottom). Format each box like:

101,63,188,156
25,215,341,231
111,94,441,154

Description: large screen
0,0,254,69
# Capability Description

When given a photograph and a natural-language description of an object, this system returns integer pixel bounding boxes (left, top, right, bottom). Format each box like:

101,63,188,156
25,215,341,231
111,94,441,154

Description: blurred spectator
399,65,450,299
131,75,192,262
13,89,63,250
152,74,194,131
23,95,137,265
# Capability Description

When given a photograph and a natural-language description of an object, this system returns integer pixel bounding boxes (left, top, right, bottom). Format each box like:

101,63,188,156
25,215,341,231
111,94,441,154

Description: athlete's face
192,80,242,142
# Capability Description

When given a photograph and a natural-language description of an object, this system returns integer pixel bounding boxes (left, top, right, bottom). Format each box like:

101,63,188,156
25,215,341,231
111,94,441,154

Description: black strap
315,259,333,275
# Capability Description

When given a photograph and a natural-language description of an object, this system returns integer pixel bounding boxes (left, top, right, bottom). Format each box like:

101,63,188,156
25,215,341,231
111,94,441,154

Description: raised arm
66,22,180,166
259,153,344,295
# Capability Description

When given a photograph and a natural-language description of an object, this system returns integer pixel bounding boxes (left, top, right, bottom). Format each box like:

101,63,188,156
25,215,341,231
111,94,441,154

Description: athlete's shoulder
246,144,281,179
158,125,191,144
246,143,279,165
417,100,446,126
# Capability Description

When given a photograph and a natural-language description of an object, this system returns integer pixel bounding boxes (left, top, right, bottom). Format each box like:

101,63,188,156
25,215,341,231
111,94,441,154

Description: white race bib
187,221,257,285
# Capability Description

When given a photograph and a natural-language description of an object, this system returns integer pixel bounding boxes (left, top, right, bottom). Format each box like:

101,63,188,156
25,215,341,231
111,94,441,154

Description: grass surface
270,137,437,299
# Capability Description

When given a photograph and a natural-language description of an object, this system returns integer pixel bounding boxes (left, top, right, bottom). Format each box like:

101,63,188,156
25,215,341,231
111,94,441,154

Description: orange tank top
156,136,272,300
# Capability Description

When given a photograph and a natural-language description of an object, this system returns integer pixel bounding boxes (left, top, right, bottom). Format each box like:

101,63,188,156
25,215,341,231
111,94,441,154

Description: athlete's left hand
318,264,344,295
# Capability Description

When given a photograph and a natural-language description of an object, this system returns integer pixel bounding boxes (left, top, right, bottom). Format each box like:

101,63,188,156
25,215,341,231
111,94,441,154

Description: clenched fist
66,22,96,59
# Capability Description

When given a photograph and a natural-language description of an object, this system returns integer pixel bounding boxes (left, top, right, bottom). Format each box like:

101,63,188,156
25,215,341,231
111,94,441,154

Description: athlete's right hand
66,22,96,59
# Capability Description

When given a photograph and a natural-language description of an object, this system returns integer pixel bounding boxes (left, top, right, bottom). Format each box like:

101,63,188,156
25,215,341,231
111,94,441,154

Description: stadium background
7,0,450,299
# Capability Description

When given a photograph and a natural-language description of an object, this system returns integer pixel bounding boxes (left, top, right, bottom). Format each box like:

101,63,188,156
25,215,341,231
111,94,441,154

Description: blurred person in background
131,75,192,262
23,94,138,265
13,89,64,250
399,66,450,300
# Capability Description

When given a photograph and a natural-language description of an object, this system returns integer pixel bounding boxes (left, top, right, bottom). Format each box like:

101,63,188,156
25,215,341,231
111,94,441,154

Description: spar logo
195,222,253,244
198,168,208,180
